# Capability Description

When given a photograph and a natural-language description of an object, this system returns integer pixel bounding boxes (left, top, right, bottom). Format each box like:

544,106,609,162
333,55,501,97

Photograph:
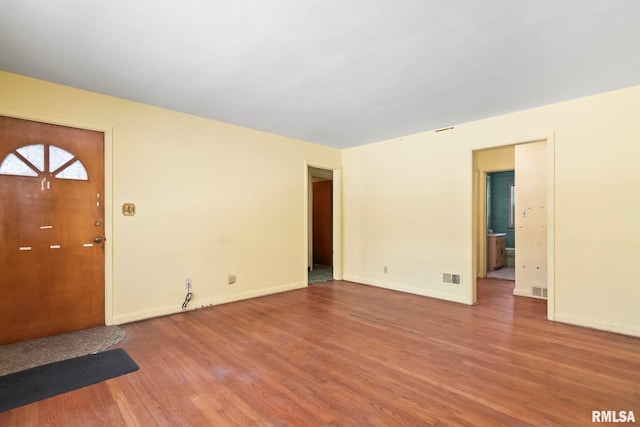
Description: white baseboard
342,275,471,305
554,313,640,338
111,281,307,325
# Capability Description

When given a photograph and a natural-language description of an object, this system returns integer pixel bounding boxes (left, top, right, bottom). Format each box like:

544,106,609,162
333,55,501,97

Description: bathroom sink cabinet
487,234,506,271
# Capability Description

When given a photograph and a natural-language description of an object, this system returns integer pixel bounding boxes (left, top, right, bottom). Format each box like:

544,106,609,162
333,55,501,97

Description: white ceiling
1,1,639,149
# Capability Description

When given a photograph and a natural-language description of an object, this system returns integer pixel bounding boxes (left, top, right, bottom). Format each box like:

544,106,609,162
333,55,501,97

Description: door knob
93,237,104,244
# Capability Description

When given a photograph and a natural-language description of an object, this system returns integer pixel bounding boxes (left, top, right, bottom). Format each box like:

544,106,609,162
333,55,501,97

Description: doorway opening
485,170,515,281
472,138,555,321
308,166,333,284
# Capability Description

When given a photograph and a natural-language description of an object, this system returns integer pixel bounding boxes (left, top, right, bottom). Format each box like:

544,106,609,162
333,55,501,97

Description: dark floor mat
0,348,138,412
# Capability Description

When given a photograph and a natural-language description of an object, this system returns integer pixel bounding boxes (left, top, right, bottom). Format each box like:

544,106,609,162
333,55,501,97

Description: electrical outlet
228,274,236,285
384,266,388,274
185,278,192,289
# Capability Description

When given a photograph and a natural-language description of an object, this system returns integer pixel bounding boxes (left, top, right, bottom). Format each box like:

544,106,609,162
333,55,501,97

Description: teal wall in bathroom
487,170,515,248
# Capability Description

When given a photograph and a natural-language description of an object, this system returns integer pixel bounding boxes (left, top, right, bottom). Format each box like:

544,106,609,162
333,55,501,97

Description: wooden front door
0,116,105,345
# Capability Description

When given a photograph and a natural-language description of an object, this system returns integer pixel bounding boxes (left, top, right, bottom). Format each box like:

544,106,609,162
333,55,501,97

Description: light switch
122,203,136,216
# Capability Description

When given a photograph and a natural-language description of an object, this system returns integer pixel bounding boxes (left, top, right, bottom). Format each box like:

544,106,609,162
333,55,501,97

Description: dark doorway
313,180,332,266
308,167,333,284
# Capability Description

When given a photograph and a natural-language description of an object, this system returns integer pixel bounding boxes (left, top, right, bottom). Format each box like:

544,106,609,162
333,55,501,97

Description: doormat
0,325,127,376
0,348,138,413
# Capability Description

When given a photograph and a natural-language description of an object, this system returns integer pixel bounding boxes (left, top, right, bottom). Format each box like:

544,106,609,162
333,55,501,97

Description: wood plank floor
2,279,639,426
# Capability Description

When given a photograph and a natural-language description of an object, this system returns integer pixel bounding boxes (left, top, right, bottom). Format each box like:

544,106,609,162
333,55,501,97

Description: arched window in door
0,144,88,180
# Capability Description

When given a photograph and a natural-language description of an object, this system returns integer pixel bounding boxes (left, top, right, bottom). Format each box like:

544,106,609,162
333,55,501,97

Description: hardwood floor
2,279,639,426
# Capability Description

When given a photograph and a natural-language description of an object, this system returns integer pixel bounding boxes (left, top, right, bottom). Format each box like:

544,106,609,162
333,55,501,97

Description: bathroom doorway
474,145,515,282
486,170,515,281
472,138,555,319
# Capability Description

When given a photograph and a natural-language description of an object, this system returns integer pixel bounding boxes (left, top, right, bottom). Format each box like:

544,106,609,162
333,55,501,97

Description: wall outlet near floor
185,278,192,289
384,266,388,274
228,274,236,285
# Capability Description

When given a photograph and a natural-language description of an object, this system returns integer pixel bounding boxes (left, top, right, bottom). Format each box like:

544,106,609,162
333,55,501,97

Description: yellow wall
0,71,341,324
343,84,640,337
3,70,640,338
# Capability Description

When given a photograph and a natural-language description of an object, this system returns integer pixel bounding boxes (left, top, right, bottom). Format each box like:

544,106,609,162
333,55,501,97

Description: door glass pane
49,146,74,172
0,153,38,177
55,159,88,180
16,144,45,172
